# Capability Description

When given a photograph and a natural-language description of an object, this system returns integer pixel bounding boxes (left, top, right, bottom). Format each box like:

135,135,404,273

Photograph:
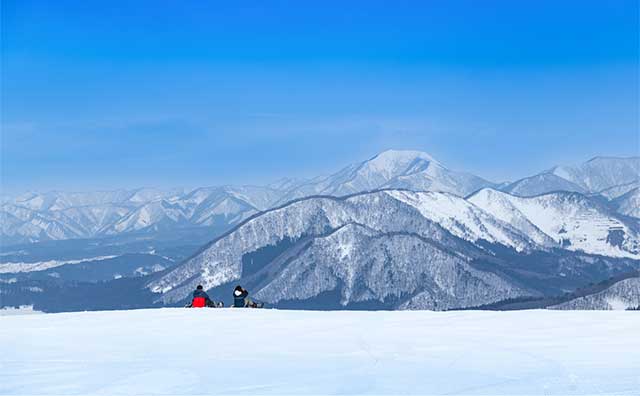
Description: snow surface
0,305,43,315
1,308,639,395
0,255,118,273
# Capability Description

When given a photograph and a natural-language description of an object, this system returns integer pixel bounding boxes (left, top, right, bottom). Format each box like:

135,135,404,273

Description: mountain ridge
2,150,638,246
146,188,640,309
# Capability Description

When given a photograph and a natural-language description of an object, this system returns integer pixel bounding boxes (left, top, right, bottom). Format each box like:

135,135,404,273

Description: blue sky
2,0,638,193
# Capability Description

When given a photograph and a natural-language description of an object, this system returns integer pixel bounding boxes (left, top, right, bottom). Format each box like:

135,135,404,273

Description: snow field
2,308,639,395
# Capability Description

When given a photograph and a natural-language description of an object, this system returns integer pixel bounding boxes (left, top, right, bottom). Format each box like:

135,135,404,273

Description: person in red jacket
189,285,216,308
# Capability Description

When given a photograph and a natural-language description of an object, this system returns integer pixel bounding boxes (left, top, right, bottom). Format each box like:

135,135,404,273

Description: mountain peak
360,150,442,178
370,149,440,165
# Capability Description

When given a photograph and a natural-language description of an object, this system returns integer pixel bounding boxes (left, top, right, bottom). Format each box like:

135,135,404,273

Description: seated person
233,285,262,308
190,285,215,308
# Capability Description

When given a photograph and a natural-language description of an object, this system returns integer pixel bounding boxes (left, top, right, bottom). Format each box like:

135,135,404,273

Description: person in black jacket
233,285,262,308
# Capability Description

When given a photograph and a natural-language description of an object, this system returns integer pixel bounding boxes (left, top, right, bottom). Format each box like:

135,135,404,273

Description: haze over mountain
503,156,640,197
2,150,638,247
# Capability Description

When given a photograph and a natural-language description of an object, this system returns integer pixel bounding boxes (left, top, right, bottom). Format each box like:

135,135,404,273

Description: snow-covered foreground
1,309,639,395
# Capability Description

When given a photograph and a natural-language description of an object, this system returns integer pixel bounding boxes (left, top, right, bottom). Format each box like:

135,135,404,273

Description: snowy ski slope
1,308,638,395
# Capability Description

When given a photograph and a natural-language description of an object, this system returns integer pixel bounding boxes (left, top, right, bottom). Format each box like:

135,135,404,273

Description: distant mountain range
2,150,639,312
503,156,639,197
2,150,638,246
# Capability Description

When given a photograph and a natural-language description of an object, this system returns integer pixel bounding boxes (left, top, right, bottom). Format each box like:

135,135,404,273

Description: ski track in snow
1,309,639,395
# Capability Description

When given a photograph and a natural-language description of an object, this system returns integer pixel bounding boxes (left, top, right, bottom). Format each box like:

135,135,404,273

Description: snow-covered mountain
384,190,551,250
1,150,495,245
3,148,639,313
276,150,495,201
468,188,640,259
501,173,586,196
103,185,286,235
611,188,640,219
554,156,640,192
0,186,283,245
148,190,537,308
3,151,638,246
503,156,640,198
599,180,640,200
11,188,182,211
147,188,640,309
0,203,88,242
551,276,640,310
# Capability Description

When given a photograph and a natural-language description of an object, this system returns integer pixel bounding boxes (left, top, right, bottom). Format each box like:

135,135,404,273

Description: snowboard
230,302,264,308
185,301,224,308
